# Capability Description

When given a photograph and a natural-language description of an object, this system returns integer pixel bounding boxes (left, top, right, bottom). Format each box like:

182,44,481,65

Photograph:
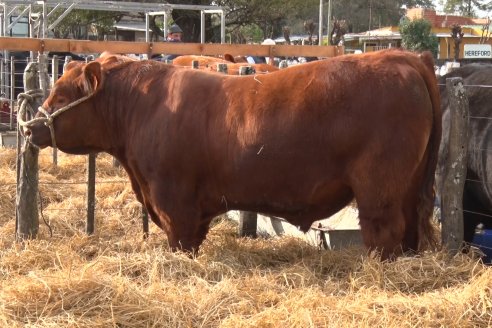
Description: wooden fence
0,37,344,58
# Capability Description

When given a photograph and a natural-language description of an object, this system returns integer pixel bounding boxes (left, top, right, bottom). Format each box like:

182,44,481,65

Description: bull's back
211,51,438,202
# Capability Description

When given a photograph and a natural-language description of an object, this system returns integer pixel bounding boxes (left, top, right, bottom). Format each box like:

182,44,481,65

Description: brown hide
171,55,230,67
172,55,279,74
27,49,441,259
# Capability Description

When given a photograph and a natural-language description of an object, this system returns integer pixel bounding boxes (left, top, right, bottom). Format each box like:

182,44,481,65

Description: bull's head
23,60,104,154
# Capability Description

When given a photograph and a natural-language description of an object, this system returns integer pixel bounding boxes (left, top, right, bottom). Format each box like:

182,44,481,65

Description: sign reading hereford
464,44,492,59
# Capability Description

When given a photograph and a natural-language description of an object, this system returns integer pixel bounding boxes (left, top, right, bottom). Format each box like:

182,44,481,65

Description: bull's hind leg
357,201,407,260
401,200,420,252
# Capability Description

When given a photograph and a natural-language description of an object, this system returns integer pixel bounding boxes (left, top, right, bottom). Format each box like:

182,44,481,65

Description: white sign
463,44,492,59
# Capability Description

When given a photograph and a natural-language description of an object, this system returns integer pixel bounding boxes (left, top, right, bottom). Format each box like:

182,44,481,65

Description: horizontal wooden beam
0,37,344,58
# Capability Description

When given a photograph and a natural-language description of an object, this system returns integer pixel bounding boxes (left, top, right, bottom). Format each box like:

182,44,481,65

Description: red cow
23,49,441,259
172,55,279,74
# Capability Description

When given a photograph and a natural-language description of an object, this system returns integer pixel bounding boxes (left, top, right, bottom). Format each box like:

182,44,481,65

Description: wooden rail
0,37,344,57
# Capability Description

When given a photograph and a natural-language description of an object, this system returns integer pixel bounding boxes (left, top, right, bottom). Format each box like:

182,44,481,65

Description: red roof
406,8,488,27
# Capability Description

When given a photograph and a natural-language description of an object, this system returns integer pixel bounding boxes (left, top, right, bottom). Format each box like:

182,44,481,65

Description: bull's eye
53,96,68,108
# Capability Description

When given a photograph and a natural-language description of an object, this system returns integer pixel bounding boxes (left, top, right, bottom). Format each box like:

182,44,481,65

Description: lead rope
17,92,93,151
17,90,93,237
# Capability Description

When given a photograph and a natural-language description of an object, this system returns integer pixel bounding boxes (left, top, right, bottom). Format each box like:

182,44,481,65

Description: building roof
406,8,489,28
344,27,401,42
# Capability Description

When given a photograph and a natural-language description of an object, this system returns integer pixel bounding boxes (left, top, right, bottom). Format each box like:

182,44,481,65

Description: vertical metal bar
318,0,323,45
0,55,4,98
220,10,225,44
2,4,7,37
86,153,96,235
10,55,14,129
4,49,9,100
163,12,168,38
327,0,332,45
28,5,34,41
42,0,46,38
200,10,205,44
145,12,149,42
51,55,58,165
142,207,149,238
85,54,95,235
63,55,72,73
51,55,58,85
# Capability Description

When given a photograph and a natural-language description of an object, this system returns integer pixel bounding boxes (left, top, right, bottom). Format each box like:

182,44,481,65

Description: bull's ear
83,61,102,95
65,61,81,72
224,53,235,63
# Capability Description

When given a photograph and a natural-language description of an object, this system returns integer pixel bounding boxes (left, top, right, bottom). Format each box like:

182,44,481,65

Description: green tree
49,9,120,40
399,17,439,56
442,0,492,17
217,0,320,42
331,0,435,33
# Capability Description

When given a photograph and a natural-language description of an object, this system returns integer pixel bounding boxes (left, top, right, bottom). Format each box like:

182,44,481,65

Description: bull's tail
416,51,442,250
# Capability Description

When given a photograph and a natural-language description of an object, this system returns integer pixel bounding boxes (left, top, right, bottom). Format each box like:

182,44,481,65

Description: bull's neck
95,62,168,159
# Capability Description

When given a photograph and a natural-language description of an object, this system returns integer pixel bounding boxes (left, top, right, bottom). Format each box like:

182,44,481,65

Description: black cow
437,64,492,244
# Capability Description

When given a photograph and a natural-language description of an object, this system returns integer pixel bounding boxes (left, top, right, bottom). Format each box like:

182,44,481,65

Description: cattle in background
170,55,230,67
172,55,279,74
436,64,492,244
23,49,441,260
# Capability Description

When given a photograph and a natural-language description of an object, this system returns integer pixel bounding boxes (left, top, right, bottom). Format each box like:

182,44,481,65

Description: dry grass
0,147,491,327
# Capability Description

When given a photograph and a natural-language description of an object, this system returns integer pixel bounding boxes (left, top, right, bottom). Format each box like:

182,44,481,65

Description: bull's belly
219,180,354,231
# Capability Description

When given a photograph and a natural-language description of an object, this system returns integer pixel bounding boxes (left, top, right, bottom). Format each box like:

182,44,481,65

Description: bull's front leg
166,214,214,254
152,197,214,255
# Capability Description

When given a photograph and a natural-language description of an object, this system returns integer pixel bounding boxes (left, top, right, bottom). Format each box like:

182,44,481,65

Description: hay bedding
0,148,491,328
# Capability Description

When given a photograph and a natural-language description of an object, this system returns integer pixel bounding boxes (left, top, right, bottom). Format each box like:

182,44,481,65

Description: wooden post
217,63,228,74
86,152,96,235
239,211,257,238
38,54,50,98
192,60,199,69
16,61,42,240
441,77,468,253
239,66,255,75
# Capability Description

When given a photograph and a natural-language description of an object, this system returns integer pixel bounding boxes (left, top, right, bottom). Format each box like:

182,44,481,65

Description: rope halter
17,91,93,150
